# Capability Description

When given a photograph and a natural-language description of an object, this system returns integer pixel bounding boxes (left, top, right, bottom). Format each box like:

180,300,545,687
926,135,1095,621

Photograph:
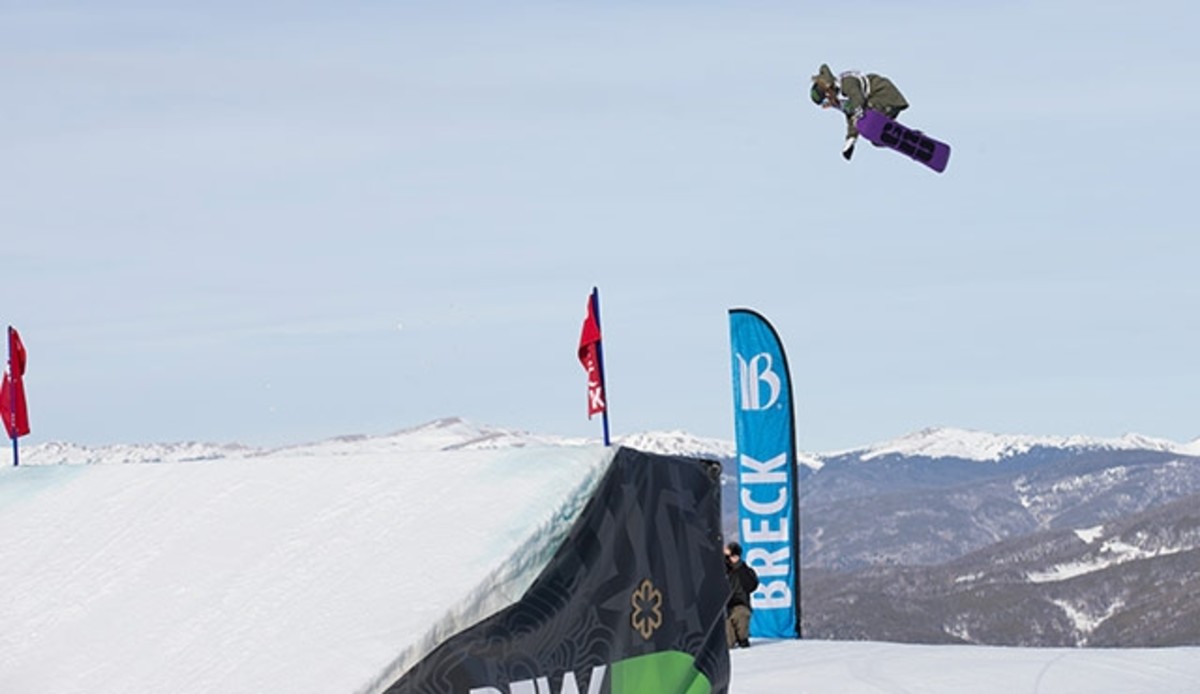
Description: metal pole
7,327,15,467
591,288,611,447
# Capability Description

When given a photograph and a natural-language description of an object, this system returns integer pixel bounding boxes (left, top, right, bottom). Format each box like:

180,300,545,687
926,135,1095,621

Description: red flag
577,294,606,418
9,327,26,377
2,326,30,439
0,373,29,439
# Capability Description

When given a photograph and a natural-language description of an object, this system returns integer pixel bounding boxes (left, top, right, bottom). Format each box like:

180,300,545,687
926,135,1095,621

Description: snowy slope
730,639,1200,693
0,443,612,694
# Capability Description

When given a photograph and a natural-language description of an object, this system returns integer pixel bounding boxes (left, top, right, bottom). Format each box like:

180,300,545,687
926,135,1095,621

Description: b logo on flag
736,352,781,411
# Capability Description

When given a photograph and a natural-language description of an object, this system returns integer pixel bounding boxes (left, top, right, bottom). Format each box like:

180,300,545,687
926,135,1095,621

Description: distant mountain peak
849,426,1191,463
613,430,735,458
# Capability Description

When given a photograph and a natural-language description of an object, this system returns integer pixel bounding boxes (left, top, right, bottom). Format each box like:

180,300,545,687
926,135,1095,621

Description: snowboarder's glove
842,136,857,161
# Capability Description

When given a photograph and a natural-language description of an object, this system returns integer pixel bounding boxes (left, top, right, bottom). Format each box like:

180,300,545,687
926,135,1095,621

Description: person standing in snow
725,542,759,649
810,63,909,161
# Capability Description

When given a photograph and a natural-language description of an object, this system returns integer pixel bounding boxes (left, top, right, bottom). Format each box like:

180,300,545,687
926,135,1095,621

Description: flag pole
590,288,611,447
7,326,17,467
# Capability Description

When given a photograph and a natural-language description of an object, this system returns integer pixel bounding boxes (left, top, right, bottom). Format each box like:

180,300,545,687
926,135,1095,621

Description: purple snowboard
855,110,950,173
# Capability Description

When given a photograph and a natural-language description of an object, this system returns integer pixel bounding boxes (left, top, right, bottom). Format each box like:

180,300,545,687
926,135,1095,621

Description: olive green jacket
838,71,909,138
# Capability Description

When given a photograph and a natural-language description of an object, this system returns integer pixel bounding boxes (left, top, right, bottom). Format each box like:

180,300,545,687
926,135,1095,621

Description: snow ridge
18,419,1200,470
851,427,1194,463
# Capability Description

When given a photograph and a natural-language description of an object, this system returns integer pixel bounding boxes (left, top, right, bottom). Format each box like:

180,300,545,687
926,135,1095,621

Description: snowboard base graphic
856,110,951,173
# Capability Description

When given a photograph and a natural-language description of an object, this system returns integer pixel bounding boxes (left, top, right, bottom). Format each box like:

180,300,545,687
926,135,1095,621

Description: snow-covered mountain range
18,416,1200,467
845,426,1200,463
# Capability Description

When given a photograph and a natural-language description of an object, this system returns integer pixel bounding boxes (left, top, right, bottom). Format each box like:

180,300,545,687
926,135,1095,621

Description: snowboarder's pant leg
726,605,751,646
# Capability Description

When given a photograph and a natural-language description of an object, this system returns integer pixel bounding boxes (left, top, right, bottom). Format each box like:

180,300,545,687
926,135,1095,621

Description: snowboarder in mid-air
810,63,909,161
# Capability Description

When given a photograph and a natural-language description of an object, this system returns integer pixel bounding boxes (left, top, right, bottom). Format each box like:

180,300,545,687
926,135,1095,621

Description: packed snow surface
0,442,612,694
730,639,1200,693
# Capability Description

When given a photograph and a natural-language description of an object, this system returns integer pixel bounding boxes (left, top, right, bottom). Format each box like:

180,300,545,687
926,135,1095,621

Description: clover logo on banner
630,579,663,640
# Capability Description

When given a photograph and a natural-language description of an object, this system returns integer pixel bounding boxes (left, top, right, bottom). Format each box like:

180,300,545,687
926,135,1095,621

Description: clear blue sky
4,1,1198,449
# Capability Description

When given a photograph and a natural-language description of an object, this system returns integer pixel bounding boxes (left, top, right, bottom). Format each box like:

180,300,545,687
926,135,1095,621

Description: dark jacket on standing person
726,545,759,609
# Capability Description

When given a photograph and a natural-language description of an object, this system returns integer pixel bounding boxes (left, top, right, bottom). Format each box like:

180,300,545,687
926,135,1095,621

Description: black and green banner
383,447,729,694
